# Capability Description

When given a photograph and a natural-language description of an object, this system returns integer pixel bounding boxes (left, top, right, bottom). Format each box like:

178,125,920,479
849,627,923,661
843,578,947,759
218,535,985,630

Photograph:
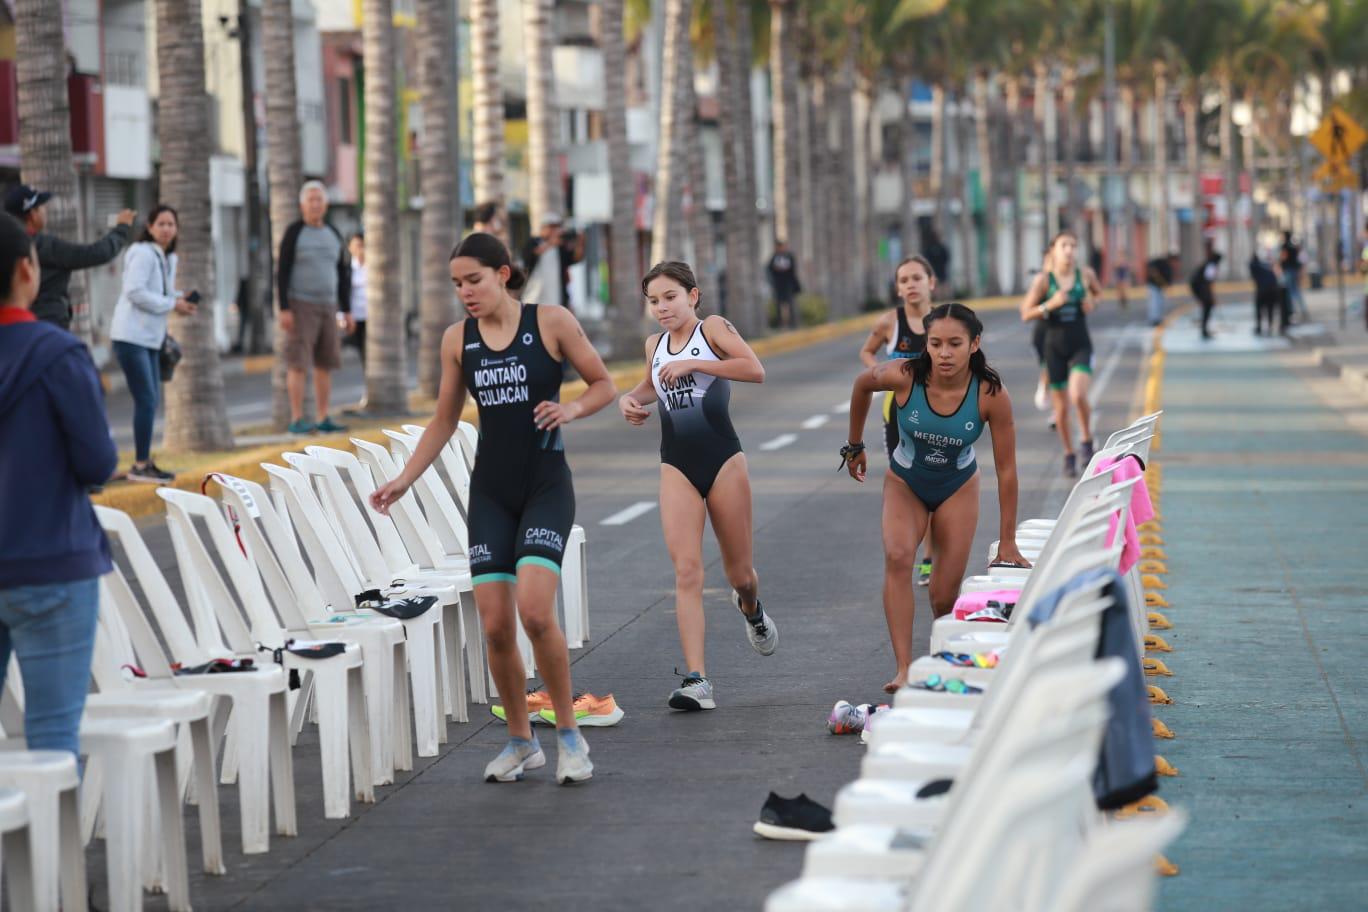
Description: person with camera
521,213,584,309
109,205,196,484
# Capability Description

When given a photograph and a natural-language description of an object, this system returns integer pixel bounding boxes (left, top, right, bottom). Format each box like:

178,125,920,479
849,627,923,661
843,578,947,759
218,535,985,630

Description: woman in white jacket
109,205,196,483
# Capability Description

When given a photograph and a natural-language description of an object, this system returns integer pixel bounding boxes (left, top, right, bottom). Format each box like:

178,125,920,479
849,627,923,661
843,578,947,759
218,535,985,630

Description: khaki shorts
284,299,342,371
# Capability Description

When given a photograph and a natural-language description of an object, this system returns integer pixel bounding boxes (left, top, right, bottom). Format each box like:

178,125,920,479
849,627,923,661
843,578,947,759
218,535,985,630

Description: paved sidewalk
1153,293,1368,910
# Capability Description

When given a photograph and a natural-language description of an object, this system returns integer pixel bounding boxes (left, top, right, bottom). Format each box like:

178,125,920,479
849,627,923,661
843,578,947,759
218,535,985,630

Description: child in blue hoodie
0,211,116,758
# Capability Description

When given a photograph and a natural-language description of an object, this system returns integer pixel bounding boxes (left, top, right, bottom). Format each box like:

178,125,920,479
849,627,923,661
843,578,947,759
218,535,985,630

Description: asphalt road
110,298,1152,910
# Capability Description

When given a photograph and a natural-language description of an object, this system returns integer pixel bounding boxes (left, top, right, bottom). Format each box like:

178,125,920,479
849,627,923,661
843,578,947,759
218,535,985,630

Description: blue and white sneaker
733,592,778,656
668,672,716,711
484,736,546,782
555,730,593,785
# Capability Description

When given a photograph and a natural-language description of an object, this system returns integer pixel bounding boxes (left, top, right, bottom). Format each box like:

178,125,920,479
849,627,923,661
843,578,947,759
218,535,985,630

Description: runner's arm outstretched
981,385,1030,568
858,312,896,367
370,321,470,514
843,362,911,482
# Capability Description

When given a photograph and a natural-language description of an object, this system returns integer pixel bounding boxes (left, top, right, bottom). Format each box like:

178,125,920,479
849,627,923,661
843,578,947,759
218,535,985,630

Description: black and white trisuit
649,320,742,497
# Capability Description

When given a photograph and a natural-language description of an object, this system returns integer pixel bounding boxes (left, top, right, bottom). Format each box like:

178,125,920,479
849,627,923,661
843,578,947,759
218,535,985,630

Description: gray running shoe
733,592,778,656
483,737,546,782
555,731,593,785
668,673,716,711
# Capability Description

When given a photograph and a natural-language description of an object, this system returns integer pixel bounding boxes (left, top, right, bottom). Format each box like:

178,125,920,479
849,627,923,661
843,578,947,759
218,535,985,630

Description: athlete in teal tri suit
843,303,1030,694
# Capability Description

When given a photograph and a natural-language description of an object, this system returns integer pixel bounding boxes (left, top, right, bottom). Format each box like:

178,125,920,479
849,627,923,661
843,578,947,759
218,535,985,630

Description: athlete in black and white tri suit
618,261,776,712
371,233,615,785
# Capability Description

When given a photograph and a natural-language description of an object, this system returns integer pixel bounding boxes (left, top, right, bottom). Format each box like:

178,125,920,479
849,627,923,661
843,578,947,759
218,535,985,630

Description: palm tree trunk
1120,81,1136,279
797,79,816,274
601,0,644,354
362,0,405,413
650,0,691,263
974,68,1000,295
864,81,882,303
1219,69,1237,277
1060,66,1079,234
682,49,718,308
13,0,85,337
1005,76,1025,292
713,0,756,335
470,0,506,240
154,0,233,450
1184,85,1203,270
834,49,859,316
525,0,562,228
1154,62,1171,256
769,0,801,255
416,0,459,399
1035,63,1055,240
955,88,980,298
732,1,762,335
262,0,305,428
931,82,948,238
898,75,918,263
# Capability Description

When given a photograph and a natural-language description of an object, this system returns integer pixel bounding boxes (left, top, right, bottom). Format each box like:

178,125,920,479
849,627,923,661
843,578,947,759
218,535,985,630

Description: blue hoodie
0,319,117,587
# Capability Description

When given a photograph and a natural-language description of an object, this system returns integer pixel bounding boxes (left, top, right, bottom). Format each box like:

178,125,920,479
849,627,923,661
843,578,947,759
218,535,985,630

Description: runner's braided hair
902,302,1003,395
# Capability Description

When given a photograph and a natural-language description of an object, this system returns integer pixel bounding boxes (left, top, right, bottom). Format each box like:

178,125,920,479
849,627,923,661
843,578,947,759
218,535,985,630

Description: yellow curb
240,354,274,375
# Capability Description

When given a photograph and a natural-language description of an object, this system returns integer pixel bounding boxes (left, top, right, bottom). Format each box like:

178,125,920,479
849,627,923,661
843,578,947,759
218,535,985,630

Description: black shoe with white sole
752,792,835,841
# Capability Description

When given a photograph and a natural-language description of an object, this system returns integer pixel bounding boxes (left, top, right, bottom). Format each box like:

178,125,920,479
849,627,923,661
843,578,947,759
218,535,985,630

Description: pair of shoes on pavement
490,691,624,727
484,729,593,785
669,593,779,712
288,416,348,435
127,461,176,484
826,700,890,735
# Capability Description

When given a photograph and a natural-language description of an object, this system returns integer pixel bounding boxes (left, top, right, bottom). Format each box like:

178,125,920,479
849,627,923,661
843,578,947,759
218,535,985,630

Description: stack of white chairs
767,413,1184,912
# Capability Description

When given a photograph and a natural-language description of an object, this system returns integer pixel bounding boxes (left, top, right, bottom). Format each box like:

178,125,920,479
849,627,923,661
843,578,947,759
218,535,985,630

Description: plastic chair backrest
349,437,456,567
94,573,176,680
1050,810,1188,912
282,451,400,584
263,463,369,610
382,430,470,556
399,424,472,510
456,421,479,471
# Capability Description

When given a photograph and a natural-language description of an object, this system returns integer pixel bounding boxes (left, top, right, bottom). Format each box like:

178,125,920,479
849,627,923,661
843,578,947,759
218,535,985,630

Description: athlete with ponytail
843,303,1029,693
618,261,775,713
370,233,615,784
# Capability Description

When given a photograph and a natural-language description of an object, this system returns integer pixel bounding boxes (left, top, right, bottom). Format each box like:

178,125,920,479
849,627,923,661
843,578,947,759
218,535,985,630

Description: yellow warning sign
1312,158,1358,191
1310,106,1367,164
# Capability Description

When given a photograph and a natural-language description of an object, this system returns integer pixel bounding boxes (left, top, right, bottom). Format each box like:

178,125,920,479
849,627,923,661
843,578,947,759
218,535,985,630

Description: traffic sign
1309,106,1367,163
1311,158,1358,191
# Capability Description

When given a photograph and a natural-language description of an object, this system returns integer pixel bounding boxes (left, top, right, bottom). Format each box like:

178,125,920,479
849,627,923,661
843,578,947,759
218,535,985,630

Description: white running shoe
1033,380,1049,412
556,731,593,785
668,673,717,711
484,737,546,782
733,592,779,656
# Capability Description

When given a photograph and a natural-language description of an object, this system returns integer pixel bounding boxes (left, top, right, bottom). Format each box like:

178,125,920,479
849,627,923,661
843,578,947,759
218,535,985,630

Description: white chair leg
153,747,192,912
232,697,272,854
460,590,489,704
310,663,354,819
405,615,442,758
268,690,298,837
99,747,145,912
354,633,397,787
58,784,87,912
441,600,469,723
188,716,226,875
346,665,374,804
563,526,587,648
219,711,240,785
391,640,414,773
2,821,37,911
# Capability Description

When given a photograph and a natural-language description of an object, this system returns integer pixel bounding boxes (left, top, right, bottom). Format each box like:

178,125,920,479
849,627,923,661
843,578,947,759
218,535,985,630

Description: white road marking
801,414,830,430
834,400,852,414
759,433,799,451
600,501,657,526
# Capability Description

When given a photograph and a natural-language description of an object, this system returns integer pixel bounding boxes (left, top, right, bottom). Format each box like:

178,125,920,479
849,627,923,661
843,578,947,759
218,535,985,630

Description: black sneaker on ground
1063,453,1078,478
128,462,175,484
752,792,835,841
1079,438,1095,468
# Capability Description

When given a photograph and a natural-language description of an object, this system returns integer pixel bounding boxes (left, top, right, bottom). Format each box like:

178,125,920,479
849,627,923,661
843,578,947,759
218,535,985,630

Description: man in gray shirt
276,180,353,433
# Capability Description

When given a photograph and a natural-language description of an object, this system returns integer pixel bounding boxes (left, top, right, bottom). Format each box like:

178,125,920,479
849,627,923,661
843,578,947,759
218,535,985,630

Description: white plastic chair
0,752,84,911
209,471,414,782
95,505,297,855
157,488,374,820
1051,811,1188,912
263,462,446,758
0,787,35,911
456,420,479,472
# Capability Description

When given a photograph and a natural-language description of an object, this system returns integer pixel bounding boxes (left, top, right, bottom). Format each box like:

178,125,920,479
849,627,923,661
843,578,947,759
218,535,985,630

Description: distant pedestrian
766,239,801,329
1189,244,1222,340
921,225,950,295
0,211,116,759
521,213,584,309
341,232,369,415
108,205,198,483
1144,253,1176,327
471,201,506,238
3,183,134,330
1249,253,1284,337
1278,231,1307,322
277,180,353,435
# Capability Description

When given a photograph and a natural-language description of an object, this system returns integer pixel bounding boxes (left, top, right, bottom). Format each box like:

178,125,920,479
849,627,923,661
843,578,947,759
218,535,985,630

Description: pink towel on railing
952,588,1024,621
1094,455,1154,574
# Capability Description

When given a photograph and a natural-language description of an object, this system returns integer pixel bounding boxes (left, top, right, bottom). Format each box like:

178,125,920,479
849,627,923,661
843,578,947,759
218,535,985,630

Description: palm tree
711,0,758,334
469,0,505,236
650,0,692,263
524,0,562,229
601,0,645,354
681,34,718,308
769,0,802,258
154,0,234,450
729,0,764,334
13,0,85,336
416,0,460,399
262,0,304,428
362,0,405,413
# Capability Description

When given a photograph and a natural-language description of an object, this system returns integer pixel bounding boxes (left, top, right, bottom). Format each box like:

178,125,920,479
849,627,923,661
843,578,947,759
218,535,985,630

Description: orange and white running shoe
490,690,556,724
538,693,625,727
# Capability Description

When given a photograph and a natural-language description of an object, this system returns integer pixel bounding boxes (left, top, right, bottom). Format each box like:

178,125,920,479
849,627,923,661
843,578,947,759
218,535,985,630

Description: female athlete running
843,303,1029,693
859,255,935,586
370,233,615,784
618,261,776,712
1020,230,1102,477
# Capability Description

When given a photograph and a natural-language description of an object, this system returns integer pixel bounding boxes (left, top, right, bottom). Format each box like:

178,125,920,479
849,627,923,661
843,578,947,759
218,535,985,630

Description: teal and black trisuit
889,376,984,512
462,304,575,584
1041,268,1093,389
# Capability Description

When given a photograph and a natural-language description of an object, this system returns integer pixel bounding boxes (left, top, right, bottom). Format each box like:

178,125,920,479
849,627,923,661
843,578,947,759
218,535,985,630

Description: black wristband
838,441,866,471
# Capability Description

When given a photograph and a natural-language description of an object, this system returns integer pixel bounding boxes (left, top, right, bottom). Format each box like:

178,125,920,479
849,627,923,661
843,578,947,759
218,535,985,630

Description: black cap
3,184,52,217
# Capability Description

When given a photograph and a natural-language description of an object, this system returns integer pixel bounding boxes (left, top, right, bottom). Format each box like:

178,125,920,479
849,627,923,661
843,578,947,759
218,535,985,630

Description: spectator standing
1144,253,1176,327
1189,244,1222,340
521,213,584,309
342,232,369,415
3,183,134,330
0,211,115,758
921,225,950,295
1249,252,1284,336
276,180,353,435
766,239,802,329
108,205,198,483
1279,230,1307,322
